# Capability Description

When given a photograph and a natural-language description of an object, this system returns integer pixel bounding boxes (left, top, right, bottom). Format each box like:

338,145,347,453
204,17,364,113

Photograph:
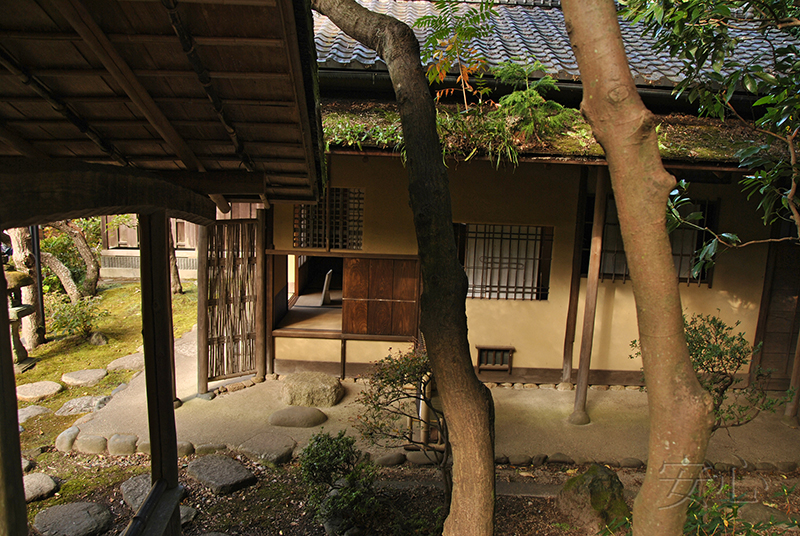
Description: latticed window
456,224,554,300
293,188,364,250
477,346,515,373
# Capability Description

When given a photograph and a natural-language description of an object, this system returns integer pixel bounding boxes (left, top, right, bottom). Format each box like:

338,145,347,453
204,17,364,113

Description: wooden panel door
342,258,369,334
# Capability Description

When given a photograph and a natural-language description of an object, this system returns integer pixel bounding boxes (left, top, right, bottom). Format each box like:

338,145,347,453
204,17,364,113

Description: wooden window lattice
293,188,363,250
477,346,514,373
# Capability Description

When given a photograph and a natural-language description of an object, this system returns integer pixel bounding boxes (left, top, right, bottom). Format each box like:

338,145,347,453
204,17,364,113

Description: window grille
477,346,514,373
581,196,717,284
460,224,553,300
293,188,363,250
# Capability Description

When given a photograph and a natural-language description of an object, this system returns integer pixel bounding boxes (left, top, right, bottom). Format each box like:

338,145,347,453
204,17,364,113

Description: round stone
61,369,107,387
16,381,63,402
24,473,59,502
268,407,328,428
18,405,51,423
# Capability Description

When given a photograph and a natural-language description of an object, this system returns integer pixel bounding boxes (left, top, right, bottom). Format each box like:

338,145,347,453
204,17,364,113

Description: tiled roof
314,1,793,87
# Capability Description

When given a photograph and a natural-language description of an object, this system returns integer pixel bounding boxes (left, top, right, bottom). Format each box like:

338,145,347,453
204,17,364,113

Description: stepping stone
61,369,107,387
407,450,443,465
55,396,108,416
74,435,107,455
34,502,112,536
186,455,257,495
108,434,138,456
375,452,406,467
24,473,59,502
122,474,197,523
19,405,52,423
56,427,80,452
737,502,793,527
107,353,144,371
17,381,63,402
239,432,295,465
196,443,227,456
281,372,344,407
268,406,327,427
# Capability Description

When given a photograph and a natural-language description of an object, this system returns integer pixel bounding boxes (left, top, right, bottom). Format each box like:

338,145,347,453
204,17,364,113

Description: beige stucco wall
345,340,414,364
273,154,771,375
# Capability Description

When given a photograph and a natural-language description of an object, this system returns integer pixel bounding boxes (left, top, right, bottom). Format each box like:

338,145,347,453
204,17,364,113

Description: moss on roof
322,99,766,165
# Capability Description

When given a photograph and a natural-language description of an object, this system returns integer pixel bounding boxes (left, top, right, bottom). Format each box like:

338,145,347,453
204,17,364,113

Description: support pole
0,271,28,536
782,333,800,427
138,210,181,534
265,209,275,375
197,224,209,395
569,168,609,425
562,168,588,383
255,209,266,382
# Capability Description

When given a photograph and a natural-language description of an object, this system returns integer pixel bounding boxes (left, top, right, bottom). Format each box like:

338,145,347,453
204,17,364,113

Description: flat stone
24,473,59,502
74,435,107,455
281,372,345,407
531,454,548,467
523,383,538,389
22,457,33,472
269,406,328,428
776,461,798,473
619,457,645,469
17,381,63,402
556,382,573,391
177,441,195,457
500,382,513,388
121,473,152,510
513,383,525,390
227,382,246,393
56,427,80,452
756,462,778,472
61,369,107,387
108,434,138,456
625,385,641,391
55,396,107,416
107,353,144,371
406,450,443,465
181,506,197,525
609,385,625,391
34,502,113,536
239,433,295,465
538,384,556,390
590,385,609,391
737,503,793,527
187,455,257,495
196,443,228,456
508,455,532,466
19,405,51,423
548,452,575,464
374,452,406,467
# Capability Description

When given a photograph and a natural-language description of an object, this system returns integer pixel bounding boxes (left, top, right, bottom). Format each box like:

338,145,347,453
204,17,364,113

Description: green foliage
415,0,496,109
322,110,404,153
45,295,109,339
299,430,377,534
631,313,788,432
41,218,102,295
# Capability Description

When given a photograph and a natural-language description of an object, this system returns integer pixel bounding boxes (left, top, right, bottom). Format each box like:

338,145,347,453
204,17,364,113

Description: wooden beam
0,31,284,47
569,168,609,425
137,209,181,534
0,69,291,81
0,272,27,536
122,0,277,5
0,159,215,229
0,123,48,159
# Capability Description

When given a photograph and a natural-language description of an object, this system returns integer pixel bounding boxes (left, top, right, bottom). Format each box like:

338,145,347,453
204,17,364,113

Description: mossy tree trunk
310,1,496,534
561,1,714,534
8,227,44,348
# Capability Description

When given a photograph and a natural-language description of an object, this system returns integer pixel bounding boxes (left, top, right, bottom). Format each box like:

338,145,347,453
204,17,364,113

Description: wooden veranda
0,0,324,534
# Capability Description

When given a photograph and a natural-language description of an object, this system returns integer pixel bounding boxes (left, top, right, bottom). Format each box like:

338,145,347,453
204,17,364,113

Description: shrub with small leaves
46,295,109,339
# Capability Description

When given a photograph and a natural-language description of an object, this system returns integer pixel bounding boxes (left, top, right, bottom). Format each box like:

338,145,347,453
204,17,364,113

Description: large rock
187,455,257,495
281,372,344,407
18,405,51,423
34,502,113,536
24,473,59,502
17,381,63,402
557,464,630,533
269,406,328,427
61,369,107,387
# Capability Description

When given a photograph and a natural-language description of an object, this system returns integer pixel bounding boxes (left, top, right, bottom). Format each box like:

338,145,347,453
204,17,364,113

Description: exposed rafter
0,31,284,47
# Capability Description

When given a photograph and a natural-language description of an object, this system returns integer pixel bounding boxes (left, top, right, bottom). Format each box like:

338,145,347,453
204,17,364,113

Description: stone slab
17,381,63,402
107,353,144,371
196,443,228,456
268,406,328,428
121,473,152,511
239,432,296,465
61,369,107,387
187,455,257,495
18,405,51,423
24,473,59,502
55,396,107,416
34,502,113,536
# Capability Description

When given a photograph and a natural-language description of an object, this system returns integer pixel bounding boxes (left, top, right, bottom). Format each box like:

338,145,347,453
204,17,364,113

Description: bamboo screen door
198,216,266,393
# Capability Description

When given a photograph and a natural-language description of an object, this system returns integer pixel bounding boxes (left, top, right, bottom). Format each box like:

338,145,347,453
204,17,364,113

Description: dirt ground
23,448,800,536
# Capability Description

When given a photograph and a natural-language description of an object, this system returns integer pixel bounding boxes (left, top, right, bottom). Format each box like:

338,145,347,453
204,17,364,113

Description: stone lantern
5,269,36,373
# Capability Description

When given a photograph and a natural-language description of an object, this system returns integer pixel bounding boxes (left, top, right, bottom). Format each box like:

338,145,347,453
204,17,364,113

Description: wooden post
266,209,275,375
0,271,28,536
197,224,209,395
255,209,266,381
340,339,346,379
138,210,181,534
569,168,609,425
783,335,800,426
562,168,588,383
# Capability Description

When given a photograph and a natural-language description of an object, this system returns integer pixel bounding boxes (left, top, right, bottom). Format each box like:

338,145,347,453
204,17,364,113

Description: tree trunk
168,226,183,295
310,1,496,534
49,220,100,296
7,227,45,348
40,252,82,305
560,1,714,534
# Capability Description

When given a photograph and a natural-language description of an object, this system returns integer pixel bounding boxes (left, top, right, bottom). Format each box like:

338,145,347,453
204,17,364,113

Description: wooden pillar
255,209,267,381
0,271,28,536
783,334,800,426
569,168,609,425
265,209,275,375
562,168,588,383
138,210,181,534
196,224,209,395
340,339,346,379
